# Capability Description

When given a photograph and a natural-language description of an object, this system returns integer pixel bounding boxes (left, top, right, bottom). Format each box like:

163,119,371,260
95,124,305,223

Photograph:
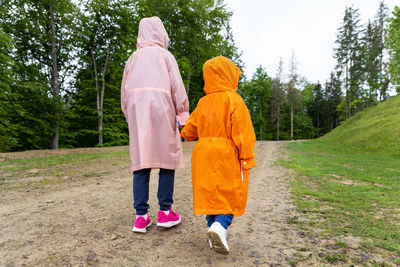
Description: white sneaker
207,222,229,254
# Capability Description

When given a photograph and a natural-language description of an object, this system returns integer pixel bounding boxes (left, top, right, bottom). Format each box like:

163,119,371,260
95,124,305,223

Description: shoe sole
132,221,152,233
207,230,229,255
157,217,181,228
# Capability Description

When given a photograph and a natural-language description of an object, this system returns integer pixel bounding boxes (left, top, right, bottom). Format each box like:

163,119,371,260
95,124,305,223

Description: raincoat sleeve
180,108,198,141
120,59,130,123
231,98,256,170
165,53,189,126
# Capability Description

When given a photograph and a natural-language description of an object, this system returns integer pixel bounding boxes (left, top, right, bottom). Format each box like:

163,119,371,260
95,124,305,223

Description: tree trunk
276,106,280,141
186,72,190,98
98,47,110,145
49,0,60,150
91,49,100,144
317,104,320,137
259,100,262,140
345,63,350,119
290,96,293,140
348,61,352,118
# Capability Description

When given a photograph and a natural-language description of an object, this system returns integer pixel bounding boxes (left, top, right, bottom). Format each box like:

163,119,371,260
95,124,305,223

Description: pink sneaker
132,215,152,233
157,207,181,228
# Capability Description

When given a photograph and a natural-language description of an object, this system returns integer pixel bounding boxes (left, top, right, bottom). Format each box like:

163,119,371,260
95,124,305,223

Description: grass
0,151,128,170
282,96,400,262
325,251,347,263
0,150,129,189
321,95,400,155
282,139,400,258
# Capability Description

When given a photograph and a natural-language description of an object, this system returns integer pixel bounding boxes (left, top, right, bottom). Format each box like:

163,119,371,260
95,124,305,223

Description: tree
3,0,79,149
334,6,363,118
0,29,18,151
240,67,273,140
363,20,380,105
362,2,389,104
307,82,324,136
324,72,343,130
374,2,389,100
387,6,400,94
270,59,284,140
287,51,300,140
77,0,137,145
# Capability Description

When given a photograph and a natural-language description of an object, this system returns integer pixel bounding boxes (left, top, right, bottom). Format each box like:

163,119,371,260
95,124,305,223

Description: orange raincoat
181,56,256,217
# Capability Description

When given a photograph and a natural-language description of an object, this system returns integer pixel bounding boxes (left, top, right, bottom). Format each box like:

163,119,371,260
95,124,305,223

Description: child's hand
241,158,256,170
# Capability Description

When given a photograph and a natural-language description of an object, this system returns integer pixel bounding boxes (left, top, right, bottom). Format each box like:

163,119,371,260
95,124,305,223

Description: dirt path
0,141,319,266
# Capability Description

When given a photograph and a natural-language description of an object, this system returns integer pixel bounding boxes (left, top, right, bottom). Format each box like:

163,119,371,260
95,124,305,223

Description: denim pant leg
216,214,234,229
157,168,175,211
206,214,234,229
133,168,151,215
206,215,216,227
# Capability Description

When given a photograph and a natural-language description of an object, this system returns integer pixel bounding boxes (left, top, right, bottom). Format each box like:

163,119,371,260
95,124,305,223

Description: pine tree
335,6,363,118
387,6,400,93
374,2,389,100
324,72,342,131
270,59,284,141
288,51,299,140
363,20,380,105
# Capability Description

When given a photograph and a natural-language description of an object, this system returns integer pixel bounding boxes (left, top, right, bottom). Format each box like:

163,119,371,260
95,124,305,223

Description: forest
1,0,400,152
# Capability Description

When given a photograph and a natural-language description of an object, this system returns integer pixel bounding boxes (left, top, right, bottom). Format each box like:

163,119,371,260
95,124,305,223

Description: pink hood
137,16,170,49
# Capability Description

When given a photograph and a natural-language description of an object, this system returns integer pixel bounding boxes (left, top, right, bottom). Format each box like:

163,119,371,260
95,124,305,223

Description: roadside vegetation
283,96,400,264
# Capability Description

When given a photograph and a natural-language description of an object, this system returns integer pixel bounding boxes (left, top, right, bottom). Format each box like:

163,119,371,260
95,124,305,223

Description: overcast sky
225,0,399,84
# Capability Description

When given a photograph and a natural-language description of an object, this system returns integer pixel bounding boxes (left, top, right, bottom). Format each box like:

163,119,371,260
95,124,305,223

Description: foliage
1,1,400,151
334,6,363,118
303,75,343,137
239,67,273,140
2,0,80,149
61,0,136,147
387,6,400,93
0,30,18,151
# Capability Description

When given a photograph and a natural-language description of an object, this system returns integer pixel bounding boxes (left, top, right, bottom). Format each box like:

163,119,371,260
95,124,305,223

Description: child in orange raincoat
181,56,256,254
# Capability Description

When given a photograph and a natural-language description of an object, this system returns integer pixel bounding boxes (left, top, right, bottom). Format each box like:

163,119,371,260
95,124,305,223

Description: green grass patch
0,151,128,187
321,95,400,155
0,151,128,169
325,251,347,264
0,151,128,172
283,139,400,256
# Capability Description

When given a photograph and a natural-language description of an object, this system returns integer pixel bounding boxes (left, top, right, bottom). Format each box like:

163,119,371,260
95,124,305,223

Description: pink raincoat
121,16,189,172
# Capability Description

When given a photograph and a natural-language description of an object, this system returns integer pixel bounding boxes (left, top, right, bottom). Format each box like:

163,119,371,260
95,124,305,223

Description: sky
225,0,399,84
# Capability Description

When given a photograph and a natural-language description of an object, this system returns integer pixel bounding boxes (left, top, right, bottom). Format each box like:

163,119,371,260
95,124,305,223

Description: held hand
178,121,185,129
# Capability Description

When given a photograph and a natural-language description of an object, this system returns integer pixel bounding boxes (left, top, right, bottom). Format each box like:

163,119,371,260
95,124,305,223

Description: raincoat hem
131,162,184,172
193,208,245,217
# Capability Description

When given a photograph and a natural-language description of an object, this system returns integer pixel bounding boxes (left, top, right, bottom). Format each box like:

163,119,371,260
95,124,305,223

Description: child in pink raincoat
121,16,189,233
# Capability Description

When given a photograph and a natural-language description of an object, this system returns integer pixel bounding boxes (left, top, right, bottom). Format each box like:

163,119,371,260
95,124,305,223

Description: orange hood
203,56,242,94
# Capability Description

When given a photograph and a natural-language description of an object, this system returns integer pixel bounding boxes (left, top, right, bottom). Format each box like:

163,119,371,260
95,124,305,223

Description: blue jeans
133,168,175,215
206,214,234,229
